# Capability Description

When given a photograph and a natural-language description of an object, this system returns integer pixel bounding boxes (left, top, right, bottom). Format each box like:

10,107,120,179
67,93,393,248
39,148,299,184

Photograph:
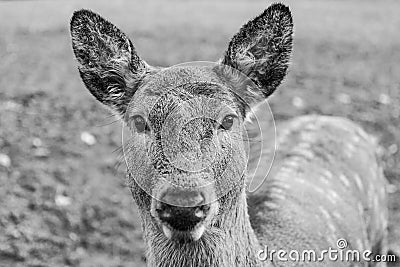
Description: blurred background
0,0,399,266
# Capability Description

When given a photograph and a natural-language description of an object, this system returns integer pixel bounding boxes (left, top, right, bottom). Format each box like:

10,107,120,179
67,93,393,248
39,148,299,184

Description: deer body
248,115,388,266
70,4,388,266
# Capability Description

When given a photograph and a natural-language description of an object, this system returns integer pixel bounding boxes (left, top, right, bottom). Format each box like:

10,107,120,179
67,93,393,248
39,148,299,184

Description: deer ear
70,9,149,115
221,3,293,103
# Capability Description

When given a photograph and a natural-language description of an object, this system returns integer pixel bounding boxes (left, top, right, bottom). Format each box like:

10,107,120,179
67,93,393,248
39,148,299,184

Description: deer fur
70,3,388,267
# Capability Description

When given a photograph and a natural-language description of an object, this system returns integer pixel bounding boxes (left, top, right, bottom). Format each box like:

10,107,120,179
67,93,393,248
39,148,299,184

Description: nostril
156,188,211,231
194,207,205,219
157,203,210,231
194,205,210,219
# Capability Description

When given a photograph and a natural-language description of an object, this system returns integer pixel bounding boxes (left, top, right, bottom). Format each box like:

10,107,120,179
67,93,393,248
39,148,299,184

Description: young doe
70,3,388,266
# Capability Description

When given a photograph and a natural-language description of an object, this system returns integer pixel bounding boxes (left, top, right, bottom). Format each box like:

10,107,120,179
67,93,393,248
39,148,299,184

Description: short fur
70,3,388,267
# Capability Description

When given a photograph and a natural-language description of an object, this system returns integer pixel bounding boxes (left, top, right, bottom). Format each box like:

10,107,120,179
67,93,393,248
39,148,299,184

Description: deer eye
219,115,235,130
132,115,149,133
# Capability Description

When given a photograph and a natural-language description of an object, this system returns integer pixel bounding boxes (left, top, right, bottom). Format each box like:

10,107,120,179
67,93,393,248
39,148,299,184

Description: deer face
70,4,293,242
124,66,249,240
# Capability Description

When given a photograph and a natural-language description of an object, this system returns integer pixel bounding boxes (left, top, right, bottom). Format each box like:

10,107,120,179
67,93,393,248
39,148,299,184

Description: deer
70,3,388,266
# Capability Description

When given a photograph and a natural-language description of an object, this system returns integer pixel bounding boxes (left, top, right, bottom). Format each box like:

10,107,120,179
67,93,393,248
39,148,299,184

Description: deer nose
156,189,210,231
161,188,205,207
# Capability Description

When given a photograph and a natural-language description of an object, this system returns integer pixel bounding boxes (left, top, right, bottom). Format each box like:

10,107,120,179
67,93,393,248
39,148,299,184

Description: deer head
70,3,293,265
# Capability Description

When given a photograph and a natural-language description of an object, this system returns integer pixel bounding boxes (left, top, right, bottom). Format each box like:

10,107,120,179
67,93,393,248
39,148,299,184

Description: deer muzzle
151,185,218,241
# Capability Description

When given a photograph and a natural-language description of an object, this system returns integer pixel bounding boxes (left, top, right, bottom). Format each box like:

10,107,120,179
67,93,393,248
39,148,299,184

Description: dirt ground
0,0,399,266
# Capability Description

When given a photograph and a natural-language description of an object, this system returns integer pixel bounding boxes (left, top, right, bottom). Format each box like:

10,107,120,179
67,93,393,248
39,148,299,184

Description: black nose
156,189,210,231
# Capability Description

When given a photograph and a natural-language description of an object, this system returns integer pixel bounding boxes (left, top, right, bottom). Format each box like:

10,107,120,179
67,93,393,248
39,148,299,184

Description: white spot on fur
357,202,364,215
313,186,324,195
332,211,342,220
319,206,331,220
381,213,388,228
352,134,361,143
295,178,306,184
338,174,350,187
263,201,279,210
293,146,314,159
327,190,339,204
354,174,364,191
345,142,356,156
323,170,333,179
373,196,379,211
269,187,286,200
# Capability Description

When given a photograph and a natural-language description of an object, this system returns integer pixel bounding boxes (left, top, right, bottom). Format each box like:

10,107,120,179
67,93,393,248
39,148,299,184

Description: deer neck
143,190,269,267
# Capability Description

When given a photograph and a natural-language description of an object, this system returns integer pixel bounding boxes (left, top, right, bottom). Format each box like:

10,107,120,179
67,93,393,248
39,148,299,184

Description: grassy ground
0,0,399,266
